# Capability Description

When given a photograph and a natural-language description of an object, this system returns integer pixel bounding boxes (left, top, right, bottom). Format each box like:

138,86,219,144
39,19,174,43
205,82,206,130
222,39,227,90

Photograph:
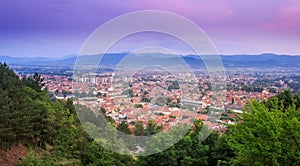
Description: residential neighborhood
41,68,287,133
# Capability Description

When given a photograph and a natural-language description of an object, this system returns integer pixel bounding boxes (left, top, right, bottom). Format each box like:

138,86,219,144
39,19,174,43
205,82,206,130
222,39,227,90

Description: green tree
225,99,300,165
81,141,134,166
141,97,151,103
210,131,235,166
117,121,132,135
144,120,162,136
134,104,143,108
134,121,145,136
22,72,45,92
265,90,300,111
137,121,211,166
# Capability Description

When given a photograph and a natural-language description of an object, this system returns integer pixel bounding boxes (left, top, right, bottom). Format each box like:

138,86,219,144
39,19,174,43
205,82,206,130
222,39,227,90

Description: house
118,112,127,119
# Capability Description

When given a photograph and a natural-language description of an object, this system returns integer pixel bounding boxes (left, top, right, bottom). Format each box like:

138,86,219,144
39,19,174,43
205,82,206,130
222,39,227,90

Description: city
31,66,298,134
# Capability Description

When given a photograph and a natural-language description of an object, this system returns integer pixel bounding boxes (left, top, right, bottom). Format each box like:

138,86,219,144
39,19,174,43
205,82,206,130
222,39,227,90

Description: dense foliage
0,63,133,165
0,62,300,165
225,90,300,165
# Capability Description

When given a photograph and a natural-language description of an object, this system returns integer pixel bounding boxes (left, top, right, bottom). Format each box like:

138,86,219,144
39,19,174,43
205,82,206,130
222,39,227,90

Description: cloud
1,0,300,56
260,0,300,34
131,0,233,23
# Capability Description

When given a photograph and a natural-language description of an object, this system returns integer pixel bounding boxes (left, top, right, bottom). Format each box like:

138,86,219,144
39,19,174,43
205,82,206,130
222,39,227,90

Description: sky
0,0,300,57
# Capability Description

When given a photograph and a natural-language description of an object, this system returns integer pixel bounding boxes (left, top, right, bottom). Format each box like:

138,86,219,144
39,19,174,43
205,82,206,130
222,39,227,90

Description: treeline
1,62,300,165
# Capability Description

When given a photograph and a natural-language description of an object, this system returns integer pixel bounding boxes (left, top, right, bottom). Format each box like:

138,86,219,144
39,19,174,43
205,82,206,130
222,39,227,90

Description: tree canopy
225,90,300,165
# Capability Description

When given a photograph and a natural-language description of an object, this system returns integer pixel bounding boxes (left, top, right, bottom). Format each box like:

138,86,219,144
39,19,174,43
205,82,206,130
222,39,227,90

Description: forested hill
0,62,133,165
1,62,300,165
0,62,86,165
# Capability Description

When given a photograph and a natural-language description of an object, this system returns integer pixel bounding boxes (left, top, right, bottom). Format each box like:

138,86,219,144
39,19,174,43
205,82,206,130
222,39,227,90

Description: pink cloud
261,0,300,33
131,0,233,23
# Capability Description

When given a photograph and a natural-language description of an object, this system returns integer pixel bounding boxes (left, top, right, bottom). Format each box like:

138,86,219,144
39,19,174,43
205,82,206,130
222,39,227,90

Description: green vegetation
133,120,162,137
117,122,132,135
137,121,211,166
141,97,151,103
166,97,181,108
1,62,300,165
0,63,133,165
224,90,300,165
134,103,143,108
167,81,180,91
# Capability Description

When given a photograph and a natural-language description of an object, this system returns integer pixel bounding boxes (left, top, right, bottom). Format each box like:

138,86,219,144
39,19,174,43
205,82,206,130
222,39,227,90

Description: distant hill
222,53,300,68
184,53,300,68
0,55,51,65
1,53,299,69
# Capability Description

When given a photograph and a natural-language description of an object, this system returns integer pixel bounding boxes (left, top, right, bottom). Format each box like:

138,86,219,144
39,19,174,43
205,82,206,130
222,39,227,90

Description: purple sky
1,0,300,57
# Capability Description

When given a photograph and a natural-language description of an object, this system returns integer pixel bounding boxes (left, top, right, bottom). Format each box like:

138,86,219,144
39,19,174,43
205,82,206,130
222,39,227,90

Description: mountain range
1,53,299,69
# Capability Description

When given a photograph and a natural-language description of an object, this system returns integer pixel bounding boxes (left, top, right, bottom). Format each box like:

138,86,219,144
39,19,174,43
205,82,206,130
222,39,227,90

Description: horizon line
1,52,300,59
